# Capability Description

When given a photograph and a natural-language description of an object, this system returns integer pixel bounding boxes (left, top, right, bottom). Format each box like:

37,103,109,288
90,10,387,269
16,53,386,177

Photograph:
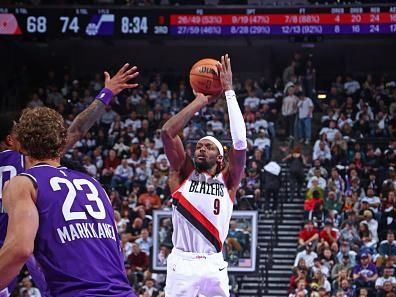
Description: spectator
304,190,323,216
338,222,360,250
307,171,327,190
82,155,97,177
282,82,298,139
253,129,271,162
332,256,353,284
308,159,328,179
226,220,247,257
102,149,121,184
283,145,306,201
121,233,134,262
376,231,396,267
263,161,281,214
296,91,314,144
324,191,342,216
361,210,379,244
283,61,296,84
376,280,396,297
318,220,338,252
344,74,361,95
244,90,261,110
352,253,378,291
336,241,357,267
361,187,381,214
298,221,319,251
294,242,318,268
138,184,162,213
319,247,336,274
375,266,396,293
126,217,144,242
289,259,310,294
327,168,346,194
100,105,118,131
288,279,308,297
312,257,330,278
141,279,159,297
319,120,340,144
312,141,332,167
127,243,149,281
135,228,153,256
111,158,134,191
19,277,41,297
27,93,44,108
310,270,331,293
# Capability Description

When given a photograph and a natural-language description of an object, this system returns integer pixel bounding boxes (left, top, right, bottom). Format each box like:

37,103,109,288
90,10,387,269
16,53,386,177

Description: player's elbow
12,242,33,262
160,127,173,141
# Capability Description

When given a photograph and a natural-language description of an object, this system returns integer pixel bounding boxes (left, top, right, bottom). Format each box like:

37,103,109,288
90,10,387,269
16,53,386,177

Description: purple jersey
0,150,24,244
21,163,135,297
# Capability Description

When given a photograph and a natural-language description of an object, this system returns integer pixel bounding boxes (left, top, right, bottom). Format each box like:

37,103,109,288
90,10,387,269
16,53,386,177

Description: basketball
189,58,223,96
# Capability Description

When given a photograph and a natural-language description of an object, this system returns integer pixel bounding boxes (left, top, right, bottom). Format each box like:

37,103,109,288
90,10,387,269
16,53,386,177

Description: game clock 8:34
120,16,148,34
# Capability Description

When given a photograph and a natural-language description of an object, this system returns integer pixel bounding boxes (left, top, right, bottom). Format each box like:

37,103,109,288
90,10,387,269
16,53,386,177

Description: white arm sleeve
225,90,247,150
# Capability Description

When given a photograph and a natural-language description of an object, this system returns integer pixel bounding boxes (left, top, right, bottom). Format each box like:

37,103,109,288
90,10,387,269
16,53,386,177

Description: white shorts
165,248,230,297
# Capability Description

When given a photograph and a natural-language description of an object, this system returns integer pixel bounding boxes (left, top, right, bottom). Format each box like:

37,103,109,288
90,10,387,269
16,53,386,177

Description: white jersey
171,169,233,254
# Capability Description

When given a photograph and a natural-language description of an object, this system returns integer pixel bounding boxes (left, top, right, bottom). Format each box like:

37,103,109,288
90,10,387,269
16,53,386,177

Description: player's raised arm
63,63,139,153
161,92,216,175
0,176,38,289
217,54,247,188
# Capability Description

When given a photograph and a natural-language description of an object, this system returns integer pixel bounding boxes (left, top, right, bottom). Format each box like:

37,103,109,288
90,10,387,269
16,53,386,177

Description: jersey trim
220,171,235,203
170,168,194,197
172,191,222,252
19,173,38,189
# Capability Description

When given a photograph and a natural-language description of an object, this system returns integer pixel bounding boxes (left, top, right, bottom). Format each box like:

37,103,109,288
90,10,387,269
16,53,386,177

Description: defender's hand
104,63,139,95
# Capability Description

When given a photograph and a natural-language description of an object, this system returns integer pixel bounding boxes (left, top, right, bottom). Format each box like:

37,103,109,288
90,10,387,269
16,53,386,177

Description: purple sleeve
352,265,360,275
370,263,378,275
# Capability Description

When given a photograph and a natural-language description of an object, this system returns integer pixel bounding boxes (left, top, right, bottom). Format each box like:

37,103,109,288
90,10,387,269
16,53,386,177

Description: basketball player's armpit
63,100,105,152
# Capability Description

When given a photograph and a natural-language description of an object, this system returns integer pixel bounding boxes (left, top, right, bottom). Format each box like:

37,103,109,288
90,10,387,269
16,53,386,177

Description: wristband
95,88,114,106
225,89,237,100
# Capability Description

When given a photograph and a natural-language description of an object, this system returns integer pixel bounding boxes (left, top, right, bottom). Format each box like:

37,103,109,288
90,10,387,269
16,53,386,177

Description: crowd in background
10,50,396,297
286,59,396,297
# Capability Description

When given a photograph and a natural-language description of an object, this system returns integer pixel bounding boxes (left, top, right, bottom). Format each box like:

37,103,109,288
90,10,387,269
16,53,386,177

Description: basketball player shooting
161,54,246,297
0,107,136,297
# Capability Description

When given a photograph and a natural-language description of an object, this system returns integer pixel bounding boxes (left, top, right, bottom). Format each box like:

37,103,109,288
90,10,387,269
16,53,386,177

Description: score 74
60,16,79,33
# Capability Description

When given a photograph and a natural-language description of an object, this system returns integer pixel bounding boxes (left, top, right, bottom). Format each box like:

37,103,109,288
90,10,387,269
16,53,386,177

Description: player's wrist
225,89,236,99
95,88,114,105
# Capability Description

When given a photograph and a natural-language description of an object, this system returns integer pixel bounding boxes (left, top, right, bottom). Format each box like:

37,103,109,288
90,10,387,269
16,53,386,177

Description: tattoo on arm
63,100,105,152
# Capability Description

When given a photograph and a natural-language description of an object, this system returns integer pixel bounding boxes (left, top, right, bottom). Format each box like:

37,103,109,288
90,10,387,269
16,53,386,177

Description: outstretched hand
104,63,139,95
193,90,221,106
216,54,233,91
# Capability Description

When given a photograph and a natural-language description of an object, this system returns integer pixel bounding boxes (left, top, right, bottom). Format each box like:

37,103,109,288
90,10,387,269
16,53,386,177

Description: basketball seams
189,58,222,95
189,73,221,81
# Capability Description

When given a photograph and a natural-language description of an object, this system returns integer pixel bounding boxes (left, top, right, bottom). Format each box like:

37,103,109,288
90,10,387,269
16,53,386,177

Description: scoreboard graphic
0,5,395,38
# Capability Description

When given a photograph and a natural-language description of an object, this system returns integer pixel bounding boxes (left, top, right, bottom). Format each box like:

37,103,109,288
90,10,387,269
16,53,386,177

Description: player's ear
5,134,13,146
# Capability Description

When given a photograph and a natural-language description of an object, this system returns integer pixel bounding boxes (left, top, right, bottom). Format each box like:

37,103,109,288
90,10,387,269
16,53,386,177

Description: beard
195,159,212,171
195,157,220,172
